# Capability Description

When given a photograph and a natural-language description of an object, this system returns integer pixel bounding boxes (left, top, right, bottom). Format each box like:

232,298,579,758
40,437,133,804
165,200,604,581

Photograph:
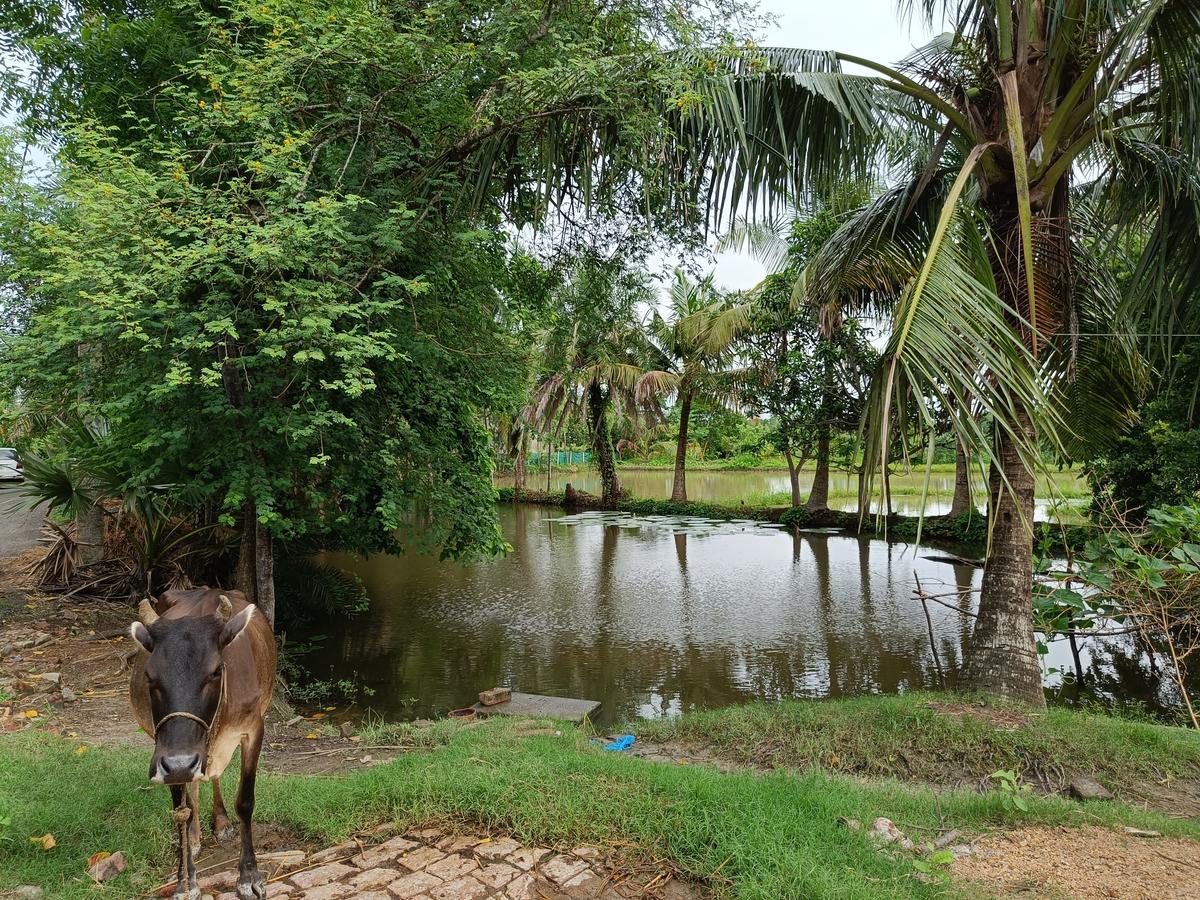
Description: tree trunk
75,504,105,566
671,390,693,502
948,439,973,517
782,445,802,507
808,352,835,512
254,518,275,628
234,499,276,629
963,405,1044,706
513,447,527,494
807,422,831,512
588,382,620,507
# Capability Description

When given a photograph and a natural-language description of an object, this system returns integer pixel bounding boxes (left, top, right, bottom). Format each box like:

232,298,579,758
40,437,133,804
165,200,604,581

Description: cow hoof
236,874,265,900
172,887,201,900
213,824,237,842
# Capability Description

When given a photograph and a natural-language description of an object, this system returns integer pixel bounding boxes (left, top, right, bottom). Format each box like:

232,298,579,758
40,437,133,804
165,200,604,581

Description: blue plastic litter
603,734,635,752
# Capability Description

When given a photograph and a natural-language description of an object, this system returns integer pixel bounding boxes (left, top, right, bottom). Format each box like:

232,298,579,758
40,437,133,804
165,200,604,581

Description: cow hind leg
211,777,235,841
235,727,265,900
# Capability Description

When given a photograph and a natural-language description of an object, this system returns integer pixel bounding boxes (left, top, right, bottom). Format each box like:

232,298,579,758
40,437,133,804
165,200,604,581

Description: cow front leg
211,777,235,841
187,781,202,858
170,785,200,900
235,727,265,900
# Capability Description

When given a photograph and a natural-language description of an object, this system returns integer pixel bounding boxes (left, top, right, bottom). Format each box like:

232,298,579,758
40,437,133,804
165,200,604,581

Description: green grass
2,701,1198,899
633,693,1200,794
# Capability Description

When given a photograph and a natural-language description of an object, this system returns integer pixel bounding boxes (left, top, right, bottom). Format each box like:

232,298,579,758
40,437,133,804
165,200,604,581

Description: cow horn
138,599,159,626
217,594,233,622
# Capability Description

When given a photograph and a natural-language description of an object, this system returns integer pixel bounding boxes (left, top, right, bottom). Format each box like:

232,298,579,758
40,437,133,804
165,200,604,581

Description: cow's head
129,595,256,784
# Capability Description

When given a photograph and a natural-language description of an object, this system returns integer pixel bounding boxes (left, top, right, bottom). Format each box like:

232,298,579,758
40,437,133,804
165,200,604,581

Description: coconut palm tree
637,270,752,502
674,1,1196,704
525,261,660,507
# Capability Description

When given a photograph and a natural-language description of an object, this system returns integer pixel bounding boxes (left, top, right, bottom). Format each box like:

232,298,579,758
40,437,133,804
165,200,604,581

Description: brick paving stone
571,846,602,861
349,866,402,889
350,839,416,869
398,845,448,872
540,855,589,885
428,875,488,900
216,893,237,900
508,847,551,870
298,882,352,900
475,838,520,863
198,871,239,893
425,854,478,881
307,841,360,865
475,862,518,889
564,869,604,894
290,863,357,890
436,835,480,853
503,873,539,899
265,882,294,898
388,871,444,899
353,893,392,900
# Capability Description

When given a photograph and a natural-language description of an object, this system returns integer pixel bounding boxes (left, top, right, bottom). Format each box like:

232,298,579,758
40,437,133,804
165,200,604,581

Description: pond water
496,467,1088,521
306,504,1174,725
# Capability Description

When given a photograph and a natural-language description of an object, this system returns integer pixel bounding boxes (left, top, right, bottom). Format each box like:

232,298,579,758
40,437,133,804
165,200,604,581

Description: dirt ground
953,826,1200,899
0,548,406,775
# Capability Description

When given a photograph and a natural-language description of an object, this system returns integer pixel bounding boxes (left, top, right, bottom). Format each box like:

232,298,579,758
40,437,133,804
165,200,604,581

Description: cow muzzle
152,753,203,785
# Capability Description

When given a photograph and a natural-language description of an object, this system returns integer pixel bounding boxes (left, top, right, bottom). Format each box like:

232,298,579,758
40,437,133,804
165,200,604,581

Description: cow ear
219,605,256,648
130,621,154,653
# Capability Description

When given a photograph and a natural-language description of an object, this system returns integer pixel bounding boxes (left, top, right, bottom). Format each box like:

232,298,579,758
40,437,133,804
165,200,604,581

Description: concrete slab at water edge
471,692,601,723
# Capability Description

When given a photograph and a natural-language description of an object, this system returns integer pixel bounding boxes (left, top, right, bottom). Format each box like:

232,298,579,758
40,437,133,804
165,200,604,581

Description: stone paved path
176,824,702,900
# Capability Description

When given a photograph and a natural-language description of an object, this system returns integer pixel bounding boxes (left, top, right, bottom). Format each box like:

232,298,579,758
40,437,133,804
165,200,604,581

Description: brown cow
129,588,276,900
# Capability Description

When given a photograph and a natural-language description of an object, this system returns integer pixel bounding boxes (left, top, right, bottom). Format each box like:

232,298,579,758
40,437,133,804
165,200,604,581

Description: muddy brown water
305,504,1175,726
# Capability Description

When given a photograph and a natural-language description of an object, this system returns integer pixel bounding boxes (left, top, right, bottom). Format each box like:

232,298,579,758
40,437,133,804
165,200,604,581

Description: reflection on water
306,504,1172,725
497,468,1087,521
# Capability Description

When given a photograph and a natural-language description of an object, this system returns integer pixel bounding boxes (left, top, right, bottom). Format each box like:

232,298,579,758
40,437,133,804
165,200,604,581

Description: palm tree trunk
807,422,831,512
75,504,105,566
963,404,1044,706
948,438,973,517
514,447,527,494
588,382,620,507
671,390,693,502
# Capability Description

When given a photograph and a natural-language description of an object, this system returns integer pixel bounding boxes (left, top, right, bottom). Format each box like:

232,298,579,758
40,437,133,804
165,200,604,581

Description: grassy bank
2,699,1198,899
634,693,1200,795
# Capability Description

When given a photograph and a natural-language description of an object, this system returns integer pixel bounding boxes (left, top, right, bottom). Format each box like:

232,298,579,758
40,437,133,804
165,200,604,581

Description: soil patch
952,825,1200,899
0,551,408,775
926,700,1031,729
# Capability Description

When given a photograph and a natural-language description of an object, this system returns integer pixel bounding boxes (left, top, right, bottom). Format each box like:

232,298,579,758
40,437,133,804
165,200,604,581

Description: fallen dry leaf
305,733,318,740
88,851,111,867
30,833,56,850
23,709,38,718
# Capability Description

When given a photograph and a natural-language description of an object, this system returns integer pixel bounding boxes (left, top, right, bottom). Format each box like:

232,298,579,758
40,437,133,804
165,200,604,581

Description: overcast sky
698,0,936,293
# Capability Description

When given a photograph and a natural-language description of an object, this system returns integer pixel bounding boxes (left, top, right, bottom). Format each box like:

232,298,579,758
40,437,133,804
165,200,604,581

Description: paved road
0,483,44,557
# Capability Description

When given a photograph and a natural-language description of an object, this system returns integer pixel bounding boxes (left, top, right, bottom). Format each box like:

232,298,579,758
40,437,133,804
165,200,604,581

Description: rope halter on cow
140,594,232,754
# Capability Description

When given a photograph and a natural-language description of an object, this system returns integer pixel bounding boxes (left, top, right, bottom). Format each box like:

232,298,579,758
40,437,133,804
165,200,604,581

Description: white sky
695,0,937,293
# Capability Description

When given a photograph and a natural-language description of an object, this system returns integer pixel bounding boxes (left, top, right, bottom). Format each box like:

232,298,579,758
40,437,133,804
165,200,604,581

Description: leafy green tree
638,270,752,501
728,197,875,511
684,1,1198,704
0,0,753,622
